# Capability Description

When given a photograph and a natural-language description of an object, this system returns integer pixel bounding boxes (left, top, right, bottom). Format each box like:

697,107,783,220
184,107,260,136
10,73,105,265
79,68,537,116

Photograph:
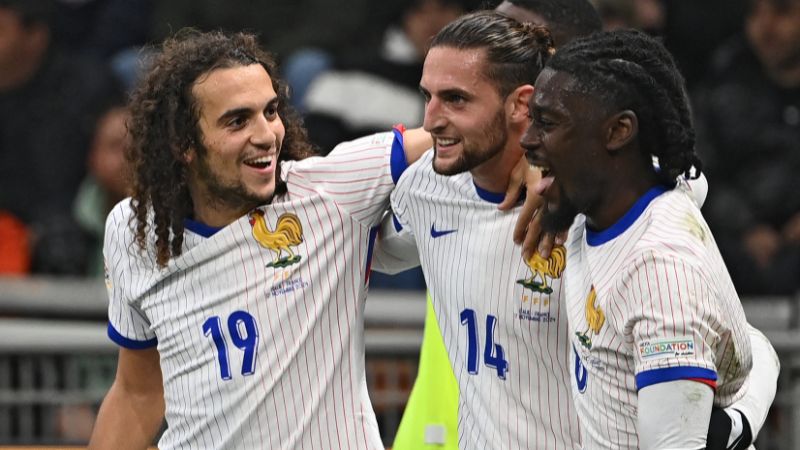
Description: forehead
532,68,577,110
192,64,276,116
534,67,611,124
421,46,499,96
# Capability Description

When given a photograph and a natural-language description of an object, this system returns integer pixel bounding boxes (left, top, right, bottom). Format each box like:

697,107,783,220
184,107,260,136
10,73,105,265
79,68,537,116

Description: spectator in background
694,0,800,295
73,101,132,277
298,0,473,153
589,0,746,88
150,0,372,61
0,0,120,275
52,0,153,60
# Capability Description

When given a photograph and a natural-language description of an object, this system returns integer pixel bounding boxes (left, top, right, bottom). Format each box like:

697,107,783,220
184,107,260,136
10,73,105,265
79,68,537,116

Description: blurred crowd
0,0,798,297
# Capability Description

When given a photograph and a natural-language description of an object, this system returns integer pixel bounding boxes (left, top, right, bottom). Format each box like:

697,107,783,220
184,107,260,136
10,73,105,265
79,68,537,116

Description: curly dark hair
127,29,314,267
545,29,702,185
429,10,555,97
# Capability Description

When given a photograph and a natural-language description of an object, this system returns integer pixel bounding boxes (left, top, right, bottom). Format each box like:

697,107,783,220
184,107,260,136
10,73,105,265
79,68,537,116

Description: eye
533,115,555,129
227,116,247,130
445,93,467,105
265,102,279,119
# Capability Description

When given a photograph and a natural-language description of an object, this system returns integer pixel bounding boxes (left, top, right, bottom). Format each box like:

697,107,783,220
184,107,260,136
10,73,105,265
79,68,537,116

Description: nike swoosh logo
430,224,458,238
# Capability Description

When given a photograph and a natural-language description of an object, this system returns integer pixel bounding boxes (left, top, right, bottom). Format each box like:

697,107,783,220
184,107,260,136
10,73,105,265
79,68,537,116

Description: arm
706,324,779,449
638,379,714,450
402,127,433,166
89,347,165,449
372,211,421,275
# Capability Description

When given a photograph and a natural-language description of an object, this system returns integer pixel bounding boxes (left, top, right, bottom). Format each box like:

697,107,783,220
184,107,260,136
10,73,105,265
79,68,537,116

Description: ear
605,110,638,152
506,84,535,124
179,145,196,164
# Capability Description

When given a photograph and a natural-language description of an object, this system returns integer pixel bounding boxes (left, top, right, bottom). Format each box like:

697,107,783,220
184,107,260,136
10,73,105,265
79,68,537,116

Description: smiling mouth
243,155,274,169
435,136,460,148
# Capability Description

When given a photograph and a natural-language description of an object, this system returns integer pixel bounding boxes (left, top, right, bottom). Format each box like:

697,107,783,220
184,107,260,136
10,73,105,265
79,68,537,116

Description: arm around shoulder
89,346,165,450
402,127,433,166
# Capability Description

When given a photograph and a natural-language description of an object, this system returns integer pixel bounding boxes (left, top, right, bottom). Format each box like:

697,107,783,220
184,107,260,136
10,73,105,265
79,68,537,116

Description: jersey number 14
460,308,508,379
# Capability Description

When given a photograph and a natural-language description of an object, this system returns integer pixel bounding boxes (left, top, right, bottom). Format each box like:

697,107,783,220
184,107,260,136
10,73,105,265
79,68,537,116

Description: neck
470,140,524,194
585,169,659,231
189,186,254,228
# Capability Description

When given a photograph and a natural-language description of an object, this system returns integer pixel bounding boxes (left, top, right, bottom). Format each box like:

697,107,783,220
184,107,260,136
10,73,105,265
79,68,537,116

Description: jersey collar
473,181,526,205
184,218,222,237
586,185,670,246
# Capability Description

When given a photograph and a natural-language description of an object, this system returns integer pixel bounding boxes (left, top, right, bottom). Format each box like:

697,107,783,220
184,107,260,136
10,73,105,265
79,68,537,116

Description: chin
432,155,469,176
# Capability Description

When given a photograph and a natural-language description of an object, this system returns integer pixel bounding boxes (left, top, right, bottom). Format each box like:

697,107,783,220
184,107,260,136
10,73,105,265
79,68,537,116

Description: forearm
638,379,714,450
733,325,780,439
90,379,165,449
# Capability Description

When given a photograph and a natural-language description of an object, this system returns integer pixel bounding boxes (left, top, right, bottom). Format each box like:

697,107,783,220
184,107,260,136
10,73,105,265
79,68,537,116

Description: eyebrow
216,97,279,126
419,86,471,99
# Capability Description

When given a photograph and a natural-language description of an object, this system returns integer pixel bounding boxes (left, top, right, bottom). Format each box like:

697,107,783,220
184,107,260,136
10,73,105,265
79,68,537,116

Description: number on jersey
203,311,260,380
460,308,508,379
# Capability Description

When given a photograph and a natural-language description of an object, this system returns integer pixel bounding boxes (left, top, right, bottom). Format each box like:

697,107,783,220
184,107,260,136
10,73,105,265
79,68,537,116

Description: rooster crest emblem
517,245,566,294
576,286,604,350
248,210,304,268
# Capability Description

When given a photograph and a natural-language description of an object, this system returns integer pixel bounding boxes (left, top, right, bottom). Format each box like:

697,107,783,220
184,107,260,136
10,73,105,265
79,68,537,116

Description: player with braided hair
522,29,767,449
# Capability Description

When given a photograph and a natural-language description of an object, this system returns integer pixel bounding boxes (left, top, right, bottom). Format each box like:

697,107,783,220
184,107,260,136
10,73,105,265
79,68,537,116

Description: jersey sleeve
371,211,420,275
622,251,722,391
388,150,430,236
103,200,158,349
281,127,408,226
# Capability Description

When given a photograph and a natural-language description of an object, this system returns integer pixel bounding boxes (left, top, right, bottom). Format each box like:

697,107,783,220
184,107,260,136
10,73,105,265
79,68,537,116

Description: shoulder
103,198,155,266
631,189,713,263
396,150,435,187
105,198,136,237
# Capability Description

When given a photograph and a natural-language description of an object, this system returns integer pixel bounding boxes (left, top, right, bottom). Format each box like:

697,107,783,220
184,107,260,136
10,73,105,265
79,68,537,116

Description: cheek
275,118,287,144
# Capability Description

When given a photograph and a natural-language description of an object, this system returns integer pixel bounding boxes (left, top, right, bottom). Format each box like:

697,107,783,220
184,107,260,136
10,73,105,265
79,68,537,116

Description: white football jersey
104,131,408,450
564,181,752,449
390,150,581,449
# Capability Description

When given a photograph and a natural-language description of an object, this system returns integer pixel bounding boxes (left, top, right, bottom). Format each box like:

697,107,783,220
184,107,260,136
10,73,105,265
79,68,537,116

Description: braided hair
429,10,555,97
546,29,702,184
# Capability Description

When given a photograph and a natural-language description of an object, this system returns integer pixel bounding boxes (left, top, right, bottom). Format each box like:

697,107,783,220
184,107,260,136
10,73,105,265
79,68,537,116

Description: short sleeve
623,251,719,390
103,201,158,349
371,211,420,275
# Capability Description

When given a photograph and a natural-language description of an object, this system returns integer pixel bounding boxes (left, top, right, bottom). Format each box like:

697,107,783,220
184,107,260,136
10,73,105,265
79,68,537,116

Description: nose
251,113,281,149
422,97,446,133
520,120,540,151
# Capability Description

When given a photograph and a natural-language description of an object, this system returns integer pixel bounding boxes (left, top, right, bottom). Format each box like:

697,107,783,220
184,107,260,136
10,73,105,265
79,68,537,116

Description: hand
743,225,780,269
498,156,540,211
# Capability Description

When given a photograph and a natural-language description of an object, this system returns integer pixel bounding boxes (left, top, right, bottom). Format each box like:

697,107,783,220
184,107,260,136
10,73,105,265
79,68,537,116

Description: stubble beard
432,109,508,176
541,183,580,234
194,148,274,214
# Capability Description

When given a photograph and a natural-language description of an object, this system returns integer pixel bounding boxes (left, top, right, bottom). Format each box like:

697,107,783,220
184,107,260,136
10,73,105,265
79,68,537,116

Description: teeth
245,156,273,165
436,138,458,146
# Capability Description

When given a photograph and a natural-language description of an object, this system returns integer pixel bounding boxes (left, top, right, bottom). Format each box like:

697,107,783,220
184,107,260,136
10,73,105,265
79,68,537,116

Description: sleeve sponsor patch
639,336,696,360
